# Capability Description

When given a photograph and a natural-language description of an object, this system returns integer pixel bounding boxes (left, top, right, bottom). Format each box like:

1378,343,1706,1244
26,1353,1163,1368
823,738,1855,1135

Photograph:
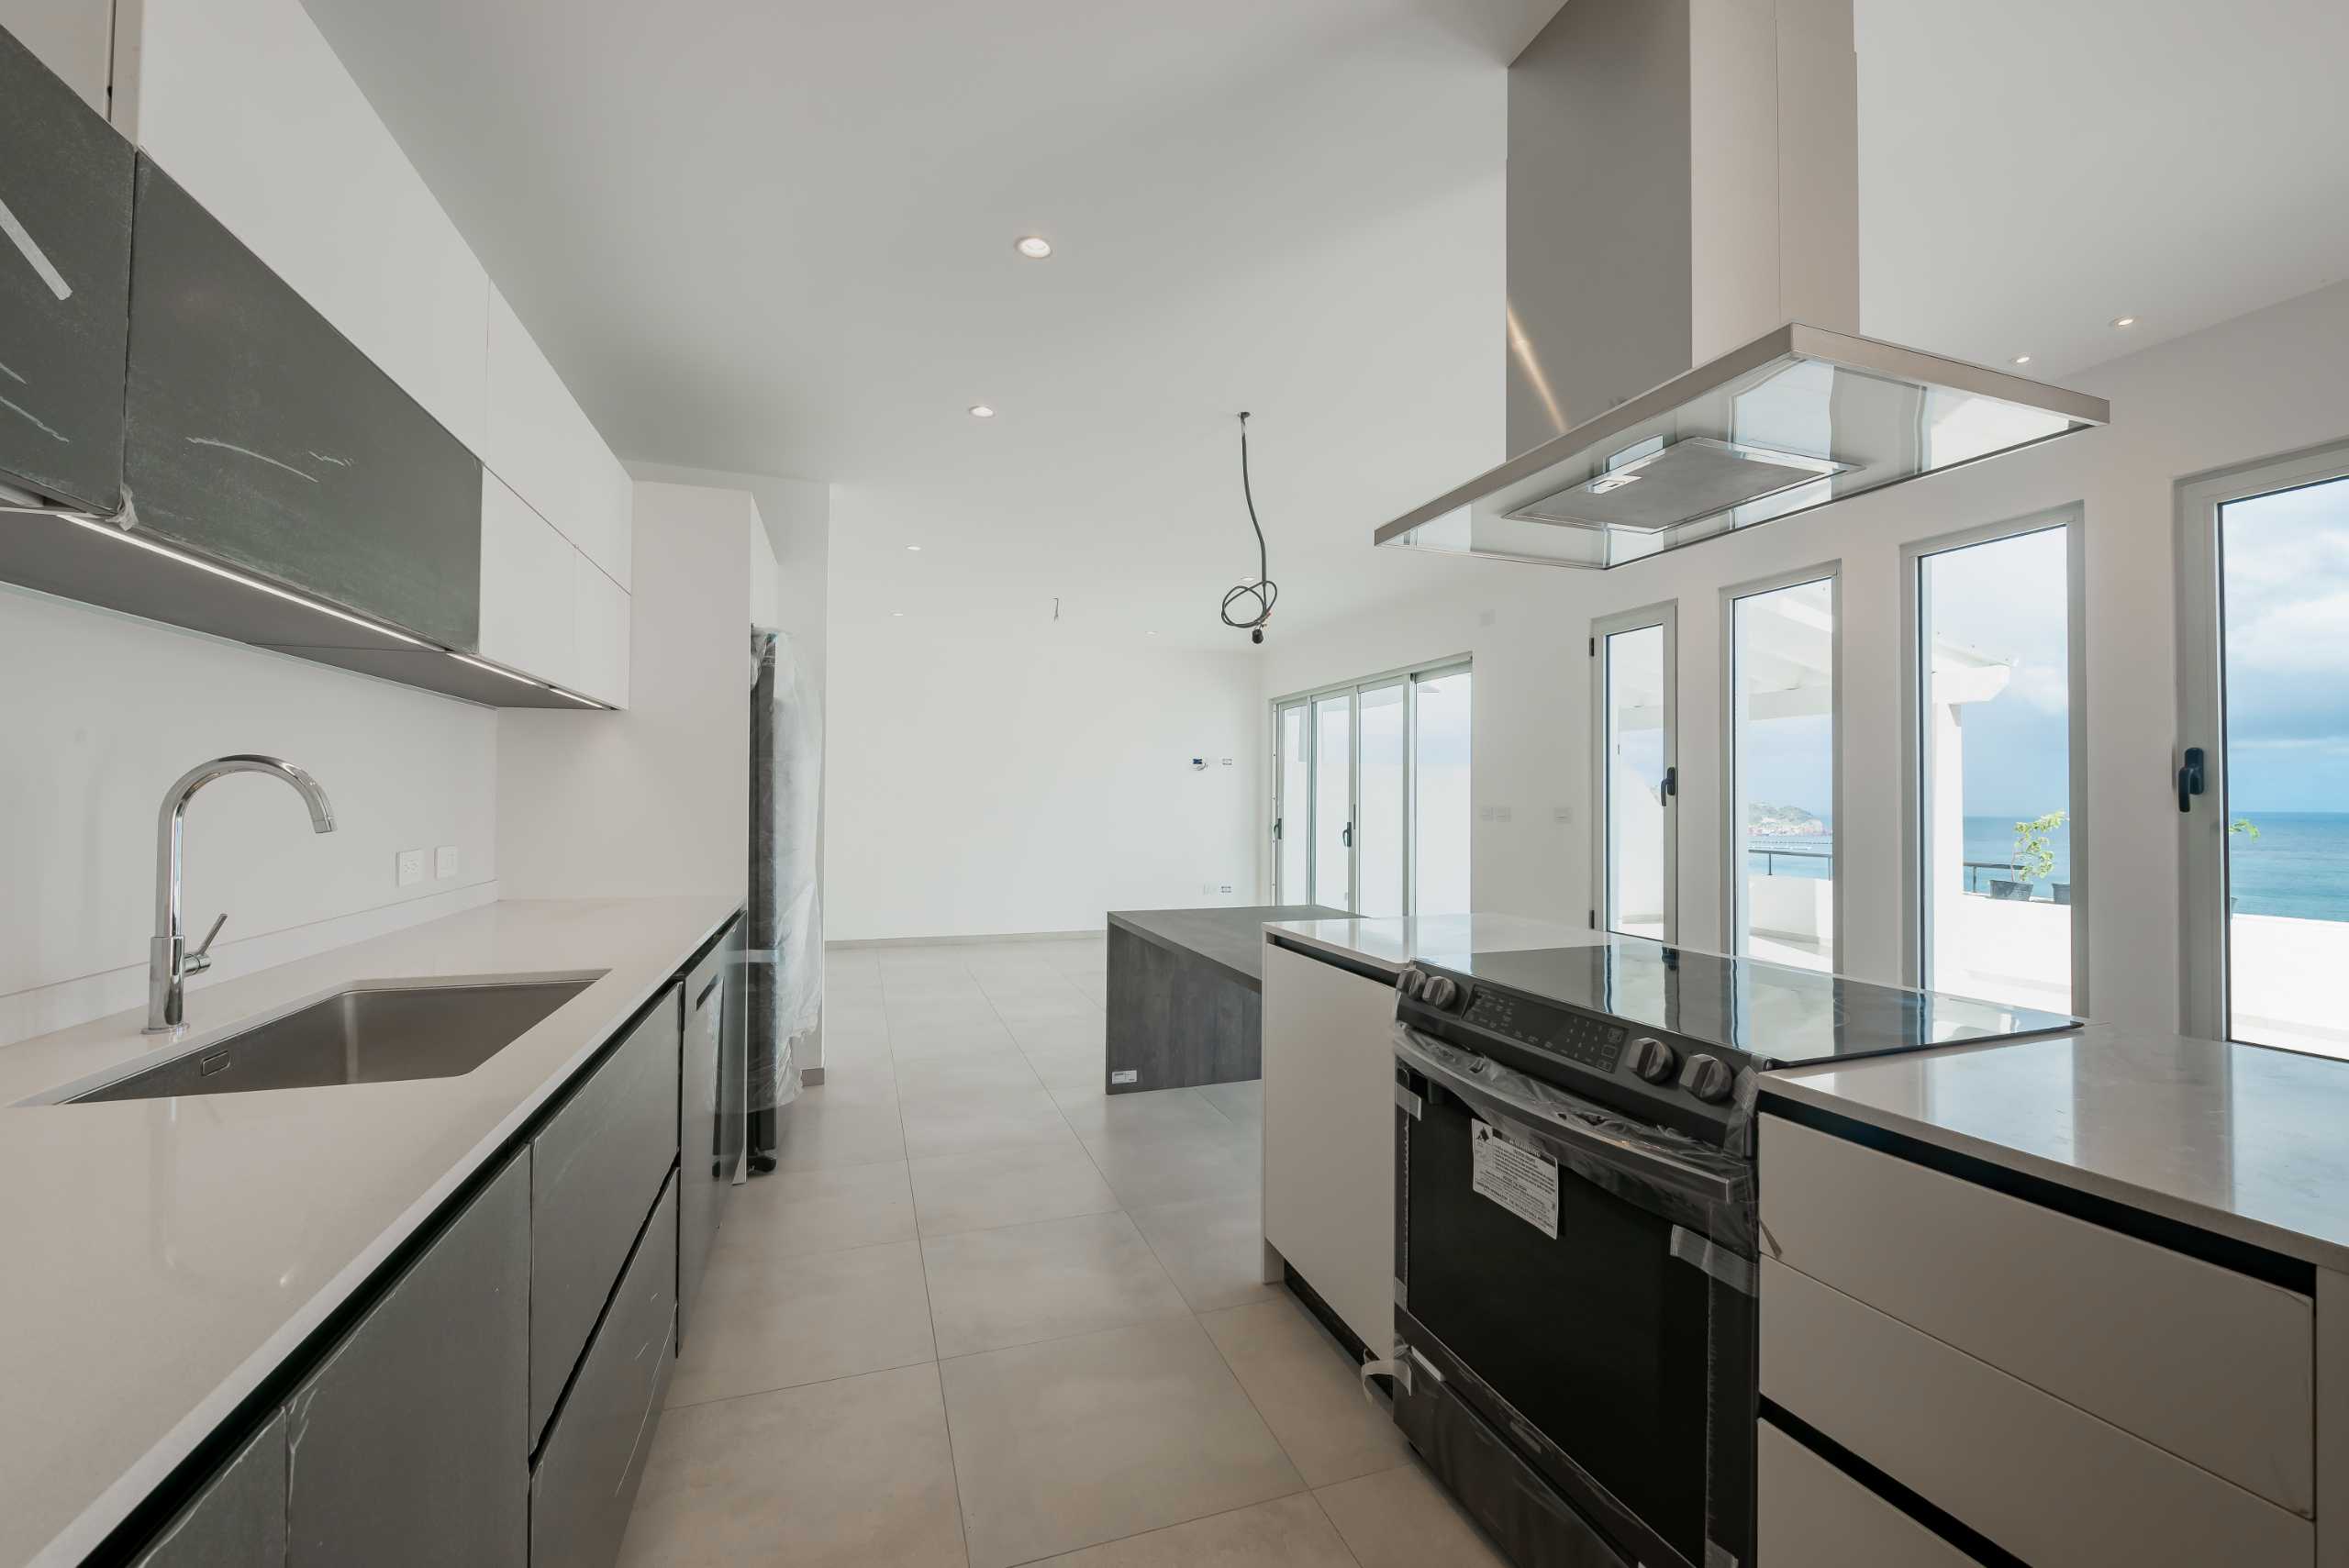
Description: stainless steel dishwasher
677,915,745,1346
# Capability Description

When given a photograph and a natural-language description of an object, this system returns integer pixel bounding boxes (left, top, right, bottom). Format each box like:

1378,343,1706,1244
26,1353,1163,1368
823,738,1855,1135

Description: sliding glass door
1274,700,1310,903
1907,515,2085,1013
1725,570,1840,971
1312,694,1353,908
1356,682,1408,917
1271,660,1471,915
1412,664,1472,914
1592,605,1677,940
2179,448,2349,1057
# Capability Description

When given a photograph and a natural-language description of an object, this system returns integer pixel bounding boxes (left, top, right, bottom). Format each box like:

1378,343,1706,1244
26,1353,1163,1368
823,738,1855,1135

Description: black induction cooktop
1420,939,2079,1069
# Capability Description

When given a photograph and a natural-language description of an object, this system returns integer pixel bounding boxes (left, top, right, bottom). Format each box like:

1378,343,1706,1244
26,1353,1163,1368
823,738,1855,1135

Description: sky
2221,475,2349,813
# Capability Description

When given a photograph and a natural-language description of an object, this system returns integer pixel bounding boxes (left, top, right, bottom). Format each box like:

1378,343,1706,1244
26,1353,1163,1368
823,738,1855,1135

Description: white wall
827,625,1262,941
1257,275,2349,1034
0,587,497,1045
497,480,763,900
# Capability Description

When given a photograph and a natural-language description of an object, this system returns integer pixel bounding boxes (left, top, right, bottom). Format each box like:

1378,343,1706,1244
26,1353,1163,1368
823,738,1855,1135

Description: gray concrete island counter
1103,905,1342,1093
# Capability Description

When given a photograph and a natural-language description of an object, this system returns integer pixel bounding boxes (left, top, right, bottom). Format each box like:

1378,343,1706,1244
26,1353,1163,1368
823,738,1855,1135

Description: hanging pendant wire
1219,411,1277,644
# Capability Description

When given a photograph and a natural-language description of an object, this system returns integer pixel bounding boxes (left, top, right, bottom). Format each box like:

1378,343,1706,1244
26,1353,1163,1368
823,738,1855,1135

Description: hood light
1587,473,1642,495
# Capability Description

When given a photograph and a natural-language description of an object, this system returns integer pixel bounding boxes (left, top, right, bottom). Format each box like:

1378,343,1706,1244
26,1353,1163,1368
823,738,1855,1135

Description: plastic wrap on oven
1394,1023,1757,1256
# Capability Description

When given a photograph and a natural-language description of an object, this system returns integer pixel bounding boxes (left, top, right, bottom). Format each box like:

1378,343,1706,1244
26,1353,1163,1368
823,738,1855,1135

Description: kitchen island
1103,904,1342,1093
1254,912,1591,1358
0,896,741,1568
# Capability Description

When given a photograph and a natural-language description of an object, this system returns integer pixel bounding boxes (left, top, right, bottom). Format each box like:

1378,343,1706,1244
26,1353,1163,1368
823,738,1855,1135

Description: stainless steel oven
1391,1026,1756,1568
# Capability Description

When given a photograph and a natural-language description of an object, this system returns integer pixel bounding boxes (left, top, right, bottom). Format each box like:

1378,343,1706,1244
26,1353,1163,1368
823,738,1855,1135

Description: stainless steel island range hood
1375,0,2109,571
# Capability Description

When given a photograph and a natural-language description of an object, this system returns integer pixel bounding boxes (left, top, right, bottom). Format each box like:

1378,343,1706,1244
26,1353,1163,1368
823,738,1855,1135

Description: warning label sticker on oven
1471,1120,1559,1239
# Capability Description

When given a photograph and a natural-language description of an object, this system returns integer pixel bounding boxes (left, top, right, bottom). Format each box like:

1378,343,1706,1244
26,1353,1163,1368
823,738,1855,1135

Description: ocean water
1745,813,2349,922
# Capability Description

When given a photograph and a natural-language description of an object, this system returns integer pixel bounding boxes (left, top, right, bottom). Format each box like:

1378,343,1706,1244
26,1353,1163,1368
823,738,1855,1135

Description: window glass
2219,475,2349,1056
1731,579,1836,970
1277,704,1309,902
1919,527,2073,1011
1413,670,1472,914
1357,684,1407,917
1313,694,1353,909
1603,625,1668,938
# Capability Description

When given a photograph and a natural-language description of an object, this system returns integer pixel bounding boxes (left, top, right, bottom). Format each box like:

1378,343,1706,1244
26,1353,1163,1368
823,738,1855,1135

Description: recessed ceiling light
893,610,904,617
907,544,922,552
968,404,996,418
2012,354,2032,365
2112,315,2137,328
1015,235,1053,260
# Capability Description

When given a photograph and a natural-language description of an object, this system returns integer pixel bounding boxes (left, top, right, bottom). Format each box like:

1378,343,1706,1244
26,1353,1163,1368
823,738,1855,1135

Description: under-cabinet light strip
50,509,436,647
445,651,611,709
20,506,616,708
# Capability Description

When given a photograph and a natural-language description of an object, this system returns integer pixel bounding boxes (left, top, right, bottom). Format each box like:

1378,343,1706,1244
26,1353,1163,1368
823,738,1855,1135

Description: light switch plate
395,850,426,887
434,845,459,880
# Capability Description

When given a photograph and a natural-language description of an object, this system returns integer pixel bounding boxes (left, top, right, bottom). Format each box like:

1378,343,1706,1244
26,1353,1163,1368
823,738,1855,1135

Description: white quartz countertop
1262,912,1595,974
1765,1023,2349,1275
0,895,740,1568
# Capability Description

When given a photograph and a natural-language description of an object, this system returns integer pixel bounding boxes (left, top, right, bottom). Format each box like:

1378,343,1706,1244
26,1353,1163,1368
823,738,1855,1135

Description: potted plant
1994,811,2065,901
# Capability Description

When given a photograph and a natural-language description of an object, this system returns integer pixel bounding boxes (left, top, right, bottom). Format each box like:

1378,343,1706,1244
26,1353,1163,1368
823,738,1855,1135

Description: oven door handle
1394,1024,1753,1219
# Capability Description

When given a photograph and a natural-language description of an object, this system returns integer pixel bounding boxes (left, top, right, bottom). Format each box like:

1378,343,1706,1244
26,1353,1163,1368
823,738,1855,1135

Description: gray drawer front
531,1174,677,1568
124,156,484,650
131,1409,287,1568
0,25,133,513
531,984,682,1440
287,1151,529,1568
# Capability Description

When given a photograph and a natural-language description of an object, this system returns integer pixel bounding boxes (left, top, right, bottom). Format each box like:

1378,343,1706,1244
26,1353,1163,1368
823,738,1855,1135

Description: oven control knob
1420,975,1462,1011
1396,967,1425,999
1625,1036,1679,1084
1679,1052,1735,1104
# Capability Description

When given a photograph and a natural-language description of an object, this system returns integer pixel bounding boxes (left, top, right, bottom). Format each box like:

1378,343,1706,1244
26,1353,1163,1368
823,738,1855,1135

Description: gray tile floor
617,936,1508,1568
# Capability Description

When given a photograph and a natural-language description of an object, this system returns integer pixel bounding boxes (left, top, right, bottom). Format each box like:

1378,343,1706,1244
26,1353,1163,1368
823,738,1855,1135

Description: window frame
1898,506,2089,1013
1589,601,1680,942
1270,652,1472,914
1720,562,1844,966
2174,439,2349,1041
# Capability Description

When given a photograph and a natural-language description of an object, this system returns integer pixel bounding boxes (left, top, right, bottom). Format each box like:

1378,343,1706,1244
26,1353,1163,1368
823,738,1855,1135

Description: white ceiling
1855,0,2349,382
302,0,2349,650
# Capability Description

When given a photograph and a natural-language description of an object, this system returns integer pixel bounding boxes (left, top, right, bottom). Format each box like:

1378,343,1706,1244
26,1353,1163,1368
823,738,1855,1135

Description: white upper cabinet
122,0,490,454
484,286,634,590
0,0,115,114
478,471,577,691
570,550,630,708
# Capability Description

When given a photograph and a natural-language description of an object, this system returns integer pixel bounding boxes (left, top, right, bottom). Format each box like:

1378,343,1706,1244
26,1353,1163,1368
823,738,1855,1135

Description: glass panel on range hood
1374,325,2108,571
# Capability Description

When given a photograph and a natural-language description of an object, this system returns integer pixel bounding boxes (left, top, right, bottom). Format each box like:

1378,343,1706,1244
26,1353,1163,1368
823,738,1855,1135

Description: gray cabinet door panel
130,1409,287,1568
530,1174,678,1568
0,22,132,511
678,933,727,1348
286,1152,529,1568
531,984,682,1440
123,156,483,650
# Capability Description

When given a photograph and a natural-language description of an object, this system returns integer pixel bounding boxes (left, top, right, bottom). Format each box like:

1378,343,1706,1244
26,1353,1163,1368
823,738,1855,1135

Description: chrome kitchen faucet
147,756,337,1033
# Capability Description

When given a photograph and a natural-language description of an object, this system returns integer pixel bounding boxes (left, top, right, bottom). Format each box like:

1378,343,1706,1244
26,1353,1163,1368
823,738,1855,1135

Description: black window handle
1661,766,1677,800
2178,747,2206,814
1342,820,1353,848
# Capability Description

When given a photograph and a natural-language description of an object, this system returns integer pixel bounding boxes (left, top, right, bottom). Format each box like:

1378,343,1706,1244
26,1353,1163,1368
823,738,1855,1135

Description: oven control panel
1461,987,1627,1074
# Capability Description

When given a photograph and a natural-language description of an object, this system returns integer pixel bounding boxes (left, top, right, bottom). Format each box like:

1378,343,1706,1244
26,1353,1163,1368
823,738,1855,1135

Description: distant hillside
1748,802,1825,837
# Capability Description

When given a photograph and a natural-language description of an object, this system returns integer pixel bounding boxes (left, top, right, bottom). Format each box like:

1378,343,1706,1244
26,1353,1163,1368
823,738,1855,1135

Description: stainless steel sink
60,978,598,1103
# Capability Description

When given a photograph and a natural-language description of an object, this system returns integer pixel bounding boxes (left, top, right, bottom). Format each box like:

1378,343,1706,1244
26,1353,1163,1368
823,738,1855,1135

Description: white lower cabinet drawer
1758,1113,2313,1512
1759,1419,1982,1568
1762,1257,2312,1568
